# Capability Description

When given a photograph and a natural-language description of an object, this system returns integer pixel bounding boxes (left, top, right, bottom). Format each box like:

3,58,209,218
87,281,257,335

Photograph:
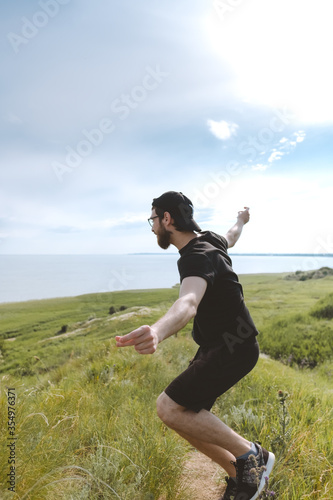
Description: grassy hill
0,273,332,499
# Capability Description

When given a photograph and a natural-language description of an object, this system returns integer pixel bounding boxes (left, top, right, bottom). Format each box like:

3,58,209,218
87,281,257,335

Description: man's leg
157,394,276,498
156,392,252,458
176,430,237,477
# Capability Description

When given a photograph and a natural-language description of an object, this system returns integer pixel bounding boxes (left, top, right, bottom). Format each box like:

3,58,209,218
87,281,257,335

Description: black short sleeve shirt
177,231,258,346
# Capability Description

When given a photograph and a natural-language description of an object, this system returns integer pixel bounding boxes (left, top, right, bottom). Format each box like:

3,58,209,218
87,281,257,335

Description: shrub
259,312,333,368
311,304,333,319
310,292,333,319
285,266,333,281
56,324,68,335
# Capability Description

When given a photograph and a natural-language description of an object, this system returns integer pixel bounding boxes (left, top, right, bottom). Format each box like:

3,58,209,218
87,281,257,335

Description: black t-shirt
177,231,259,347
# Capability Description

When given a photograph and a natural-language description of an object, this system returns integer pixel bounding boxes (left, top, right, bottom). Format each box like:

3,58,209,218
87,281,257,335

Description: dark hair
153,206,186,232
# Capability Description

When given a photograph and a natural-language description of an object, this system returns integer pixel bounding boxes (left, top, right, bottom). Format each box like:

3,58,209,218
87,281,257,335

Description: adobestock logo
193,162,245,208
222,316,255,354
52,118,115,182
107,268,135,292
192,106,296,209
237,107,295,162
51,65,169,182
7,0,71,54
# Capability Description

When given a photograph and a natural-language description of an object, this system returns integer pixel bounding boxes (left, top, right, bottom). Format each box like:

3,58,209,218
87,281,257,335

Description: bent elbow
189,303,197,319
186,296,198,319
179,295,197,320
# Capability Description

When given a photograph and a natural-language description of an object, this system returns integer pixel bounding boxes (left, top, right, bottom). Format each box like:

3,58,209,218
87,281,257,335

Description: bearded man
116,191,275,500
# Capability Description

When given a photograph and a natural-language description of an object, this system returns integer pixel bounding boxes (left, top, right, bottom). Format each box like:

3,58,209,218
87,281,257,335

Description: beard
157,225,172,249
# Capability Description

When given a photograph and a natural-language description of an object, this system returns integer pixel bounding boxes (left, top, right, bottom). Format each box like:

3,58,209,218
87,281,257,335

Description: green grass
0,337,191,499
240,273,333,368
0,274,332,499
0,289,178,376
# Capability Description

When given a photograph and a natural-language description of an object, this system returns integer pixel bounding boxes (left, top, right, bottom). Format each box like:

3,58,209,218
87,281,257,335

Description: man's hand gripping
116,325,159,355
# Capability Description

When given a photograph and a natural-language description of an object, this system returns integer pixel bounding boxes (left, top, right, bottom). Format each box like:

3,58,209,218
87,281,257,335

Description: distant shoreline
1,254,332,305
128,253,333,257
1,253,332,257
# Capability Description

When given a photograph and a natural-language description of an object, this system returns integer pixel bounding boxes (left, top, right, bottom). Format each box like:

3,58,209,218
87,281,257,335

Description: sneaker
220,476,237,500
233,443,275,500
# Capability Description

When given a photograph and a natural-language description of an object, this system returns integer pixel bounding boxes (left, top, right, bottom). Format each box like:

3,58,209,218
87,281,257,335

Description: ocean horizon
0,253,332,305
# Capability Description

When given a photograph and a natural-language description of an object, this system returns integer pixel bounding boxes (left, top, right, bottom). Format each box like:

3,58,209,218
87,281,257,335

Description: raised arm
225,207,250,248
115,276,207,354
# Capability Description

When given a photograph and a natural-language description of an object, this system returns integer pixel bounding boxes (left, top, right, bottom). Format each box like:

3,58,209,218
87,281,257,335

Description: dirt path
179,450,226,499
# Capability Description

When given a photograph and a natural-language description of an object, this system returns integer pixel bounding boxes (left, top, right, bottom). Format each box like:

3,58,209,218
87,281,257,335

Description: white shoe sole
252,451,275,500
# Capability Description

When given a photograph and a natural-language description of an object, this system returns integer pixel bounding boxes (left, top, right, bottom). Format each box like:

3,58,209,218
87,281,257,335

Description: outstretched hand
115,325,159,355
237,207,250,225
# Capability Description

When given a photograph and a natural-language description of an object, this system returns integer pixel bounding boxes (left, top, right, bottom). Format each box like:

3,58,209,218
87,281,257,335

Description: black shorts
164,336,259,412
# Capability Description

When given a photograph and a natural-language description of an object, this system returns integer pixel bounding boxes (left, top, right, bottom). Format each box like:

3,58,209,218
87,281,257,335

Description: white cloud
278,131,306,151
294,131,306,143
268,151,284,163
207,119,238,140
246,128,306,169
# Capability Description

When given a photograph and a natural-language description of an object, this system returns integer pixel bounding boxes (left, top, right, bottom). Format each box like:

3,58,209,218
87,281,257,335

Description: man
116,191,275,500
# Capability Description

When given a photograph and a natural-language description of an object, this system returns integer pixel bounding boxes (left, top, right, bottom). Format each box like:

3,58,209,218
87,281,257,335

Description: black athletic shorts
164,336,259,412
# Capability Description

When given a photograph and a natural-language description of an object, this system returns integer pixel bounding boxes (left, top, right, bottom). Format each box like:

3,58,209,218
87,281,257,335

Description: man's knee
156,392,170,423
156,392,181,428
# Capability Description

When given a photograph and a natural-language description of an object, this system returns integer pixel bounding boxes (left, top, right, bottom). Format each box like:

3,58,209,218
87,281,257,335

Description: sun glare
204,0,333,124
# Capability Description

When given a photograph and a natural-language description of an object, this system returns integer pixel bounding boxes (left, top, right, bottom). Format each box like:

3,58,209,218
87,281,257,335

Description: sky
1,0,333,255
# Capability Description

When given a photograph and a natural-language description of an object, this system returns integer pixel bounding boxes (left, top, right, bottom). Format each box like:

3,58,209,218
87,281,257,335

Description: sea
0,254,332,304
